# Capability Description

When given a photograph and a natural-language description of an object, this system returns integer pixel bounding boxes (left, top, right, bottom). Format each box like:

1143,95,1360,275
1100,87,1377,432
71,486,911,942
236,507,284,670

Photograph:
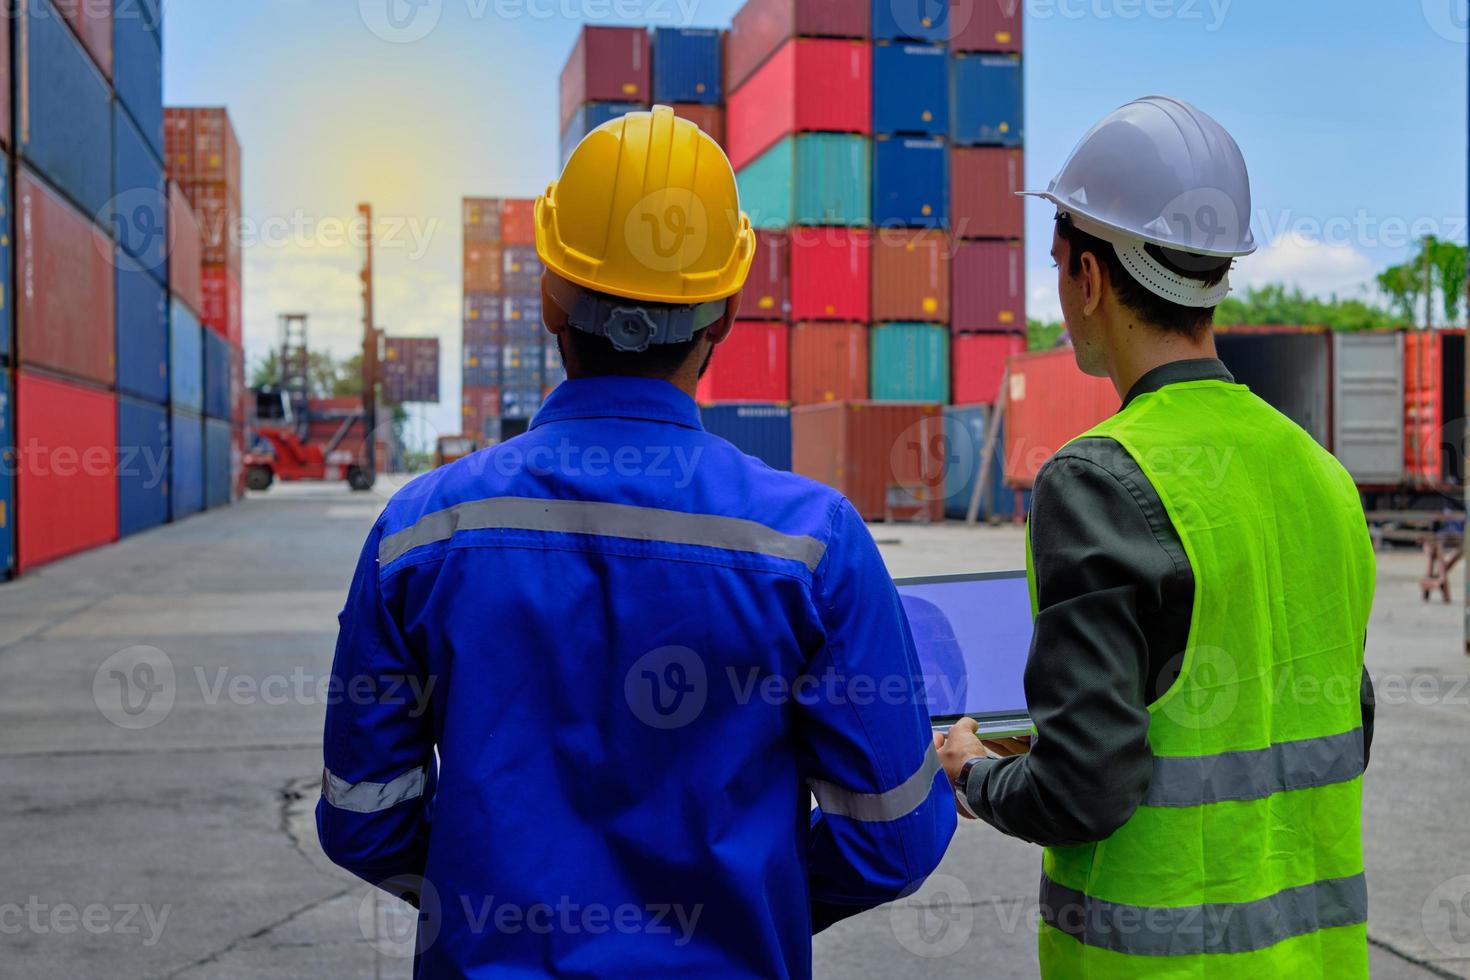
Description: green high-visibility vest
1026,379,1377,978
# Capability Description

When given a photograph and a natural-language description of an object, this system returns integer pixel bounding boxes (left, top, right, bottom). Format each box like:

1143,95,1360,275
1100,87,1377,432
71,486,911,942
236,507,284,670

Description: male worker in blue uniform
318,105,955,978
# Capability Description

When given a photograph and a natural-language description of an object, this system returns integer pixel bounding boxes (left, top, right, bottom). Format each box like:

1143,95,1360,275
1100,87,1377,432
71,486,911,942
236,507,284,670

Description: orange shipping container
790,322,867,405
165,108,242,192
1004,348,1119,489
872,229,950,322
168,182,203,315
953,333,1025,405
792,401,946,522
499,199,536,245
672,103,724,146
464,243,503,292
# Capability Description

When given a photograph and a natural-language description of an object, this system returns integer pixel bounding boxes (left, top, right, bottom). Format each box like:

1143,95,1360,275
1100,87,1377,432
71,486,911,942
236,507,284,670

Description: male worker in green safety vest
935,96,1378,978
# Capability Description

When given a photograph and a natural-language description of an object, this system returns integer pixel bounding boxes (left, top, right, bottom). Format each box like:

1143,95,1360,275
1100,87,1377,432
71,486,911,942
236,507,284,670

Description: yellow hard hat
535,105,756,307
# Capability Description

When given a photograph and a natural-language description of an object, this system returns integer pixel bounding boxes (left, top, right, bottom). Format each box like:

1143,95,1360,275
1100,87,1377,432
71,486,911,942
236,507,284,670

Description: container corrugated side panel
871,324,949,402
791,322,868,405
736,136,795,229
671,103,723,146
701,403,793,470
953,332,1024,405
725,40,796,171
743,230,791,319
170,408,204,519
500,199,535,245
60,0,113,77
112,0,164,159
168,182,203,315
204,417,231,509
728,38,873,172
942,405,1020,520
795,134,871,227
951,0,1022,52
790,227,871,321
873,136,948,228
1004,349,1119,488
872,0,948,41
204,329,232,419
1216,328,1331,448
871,229,949,321
0,370,12,577
872,42,948,135
463,197,502,245
501,245,544,293
17,168,117,386
20,0,115,217
653,27,722,104
0,13,11,150
1331,332,1404,485
170,302,204,411
560,26,649,129
16,371,118,570
951,147,1024,239
725,0,869,94
952,239,1024,331
696,321,790,403
792,401,944,521
112,101,168,285
116,251,169,403
117,395,169,537
0,168,10,362
950,53,1023,147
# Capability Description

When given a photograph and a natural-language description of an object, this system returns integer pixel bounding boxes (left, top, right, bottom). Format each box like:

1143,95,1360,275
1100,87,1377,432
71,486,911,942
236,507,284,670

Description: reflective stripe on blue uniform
318,376,957,978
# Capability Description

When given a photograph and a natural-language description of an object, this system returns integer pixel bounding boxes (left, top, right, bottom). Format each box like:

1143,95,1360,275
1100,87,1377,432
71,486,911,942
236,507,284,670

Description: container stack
558,26,652,166
165,106,245,508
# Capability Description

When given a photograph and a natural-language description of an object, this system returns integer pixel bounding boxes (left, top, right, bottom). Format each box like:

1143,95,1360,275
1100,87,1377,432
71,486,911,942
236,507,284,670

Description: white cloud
1230,233,1380,302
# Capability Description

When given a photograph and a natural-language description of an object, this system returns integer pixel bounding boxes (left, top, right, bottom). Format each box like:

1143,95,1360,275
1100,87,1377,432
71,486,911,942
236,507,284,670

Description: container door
1332,332,1404,486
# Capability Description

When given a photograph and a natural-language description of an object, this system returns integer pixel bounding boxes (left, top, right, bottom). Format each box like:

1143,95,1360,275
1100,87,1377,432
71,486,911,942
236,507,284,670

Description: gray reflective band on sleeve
1145,728,1364,808
1040,872,1368,957
322,766,427,814
379,497,828,572
809,744,943,823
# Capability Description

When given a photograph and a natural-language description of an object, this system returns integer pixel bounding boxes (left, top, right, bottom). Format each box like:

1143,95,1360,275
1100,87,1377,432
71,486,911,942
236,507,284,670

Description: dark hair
1056,213,1232,337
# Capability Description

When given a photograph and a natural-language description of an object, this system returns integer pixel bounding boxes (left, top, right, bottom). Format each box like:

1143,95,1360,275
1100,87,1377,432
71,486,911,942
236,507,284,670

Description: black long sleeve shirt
966,358,1376,847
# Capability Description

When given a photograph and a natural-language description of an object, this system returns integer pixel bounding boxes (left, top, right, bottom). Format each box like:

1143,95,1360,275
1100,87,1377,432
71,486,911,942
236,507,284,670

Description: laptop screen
895,573,1033,721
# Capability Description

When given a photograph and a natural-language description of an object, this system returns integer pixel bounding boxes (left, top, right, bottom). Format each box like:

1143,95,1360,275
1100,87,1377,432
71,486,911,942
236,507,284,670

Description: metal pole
966,369,1009,526
359,204,377,479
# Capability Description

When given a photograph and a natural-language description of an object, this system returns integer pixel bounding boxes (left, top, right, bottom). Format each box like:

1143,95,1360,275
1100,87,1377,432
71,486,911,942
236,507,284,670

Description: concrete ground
0,481,1465,978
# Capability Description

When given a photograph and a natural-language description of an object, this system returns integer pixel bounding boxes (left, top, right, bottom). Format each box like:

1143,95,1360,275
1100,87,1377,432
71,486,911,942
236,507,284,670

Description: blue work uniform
318,377,956,978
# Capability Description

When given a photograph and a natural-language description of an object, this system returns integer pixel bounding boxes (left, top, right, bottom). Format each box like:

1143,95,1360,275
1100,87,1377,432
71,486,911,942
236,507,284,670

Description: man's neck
1104,321,1218,400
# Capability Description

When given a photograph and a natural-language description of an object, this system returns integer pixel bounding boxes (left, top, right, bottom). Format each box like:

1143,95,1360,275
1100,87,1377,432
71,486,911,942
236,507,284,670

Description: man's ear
540,274,568,339
703,296,739,346
1080,252,1105,318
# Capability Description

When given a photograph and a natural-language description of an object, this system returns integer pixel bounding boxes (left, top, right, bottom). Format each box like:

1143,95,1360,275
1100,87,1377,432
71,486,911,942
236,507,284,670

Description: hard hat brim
1018,189,1257,258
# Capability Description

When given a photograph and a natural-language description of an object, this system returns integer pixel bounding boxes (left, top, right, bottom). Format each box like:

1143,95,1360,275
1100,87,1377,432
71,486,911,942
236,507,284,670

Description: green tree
1027,318,1067,351
1214,284,1397,332
1376,236,1468,327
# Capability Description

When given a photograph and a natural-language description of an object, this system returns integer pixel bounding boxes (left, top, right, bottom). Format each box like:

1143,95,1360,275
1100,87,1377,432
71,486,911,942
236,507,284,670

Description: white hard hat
1021,96,1255,308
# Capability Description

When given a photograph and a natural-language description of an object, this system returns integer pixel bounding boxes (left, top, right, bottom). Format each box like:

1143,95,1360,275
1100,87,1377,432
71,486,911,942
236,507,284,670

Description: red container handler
790,322,868,405
790,227,871,322
15,370,118,571
725,0,869,94
952,239,1024,332
499,199,536,245
201,265,242,346
871,229,950,322
697,321,790,403
1004,348,1119,489
742,230,791,319
559,27,651,131
725,38,872,172
951,0,1023,53
168,182,204,316
953,332,1025,405
952,147,1024,240
55,0,113,79
792,401,946,522
17,167,116,387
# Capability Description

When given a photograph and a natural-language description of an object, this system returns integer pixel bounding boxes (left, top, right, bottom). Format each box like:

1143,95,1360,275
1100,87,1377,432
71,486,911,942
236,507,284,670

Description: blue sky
164,0,1468,440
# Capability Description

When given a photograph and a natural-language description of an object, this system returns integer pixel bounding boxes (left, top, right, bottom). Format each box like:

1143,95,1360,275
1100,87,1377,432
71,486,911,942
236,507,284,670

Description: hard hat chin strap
544,275,728,354
1111,238,1233,309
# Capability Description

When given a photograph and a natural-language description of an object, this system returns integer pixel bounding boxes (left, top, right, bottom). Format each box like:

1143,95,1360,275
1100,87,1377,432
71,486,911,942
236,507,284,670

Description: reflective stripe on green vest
1027,379,1377,979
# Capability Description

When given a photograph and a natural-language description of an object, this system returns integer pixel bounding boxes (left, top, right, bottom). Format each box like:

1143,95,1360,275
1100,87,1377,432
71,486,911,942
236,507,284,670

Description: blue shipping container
951,53,1023,147
464,341,500,388
501,386,543,420
874,136,949,228
170,303,204,412
21,0,115,218
0,168,11,363
113,0,164,160
652,28,722,104
701,404,792,471
111,90,168,285
503,294,542,327
170,408,204,520
502,245,544,293
943,405,1026,521
465,292,502,326
464,321,502,347
118,396,170,537
872,42,948,136
204,418,231,509
544,339,567,390
0,371,12,577
203,329,232,420
560,102,647,166
116,252,169,403
872,0,949,42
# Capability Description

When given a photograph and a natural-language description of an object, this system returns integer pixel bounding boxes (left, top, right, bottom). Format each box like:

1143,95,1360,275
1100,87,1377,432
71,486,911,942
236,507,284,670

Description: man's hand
933,717,987,785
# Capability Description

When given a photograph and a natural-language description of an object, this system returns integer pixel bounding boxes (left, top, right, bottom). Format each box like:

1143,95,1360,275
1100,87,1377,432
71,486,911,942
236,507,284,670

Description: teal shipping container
170,302,204,411
736,134,870,229
204,418,231,509
871,323,949,402
170,408,204,520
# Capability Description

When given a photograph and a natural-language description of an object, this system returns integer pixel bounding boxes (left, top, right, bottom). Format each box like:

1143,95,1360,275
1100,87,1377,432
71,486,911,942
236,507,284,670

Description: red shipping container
790,227,871,321
559,27,650,130
16,370,118,571
951,0,1023,53
178,180,241,270
1405,329,1466,485
17,167,116,386
953,332,1025,405
54,0,113,79
201,265,242,345
742,230,791,319
168,182,204,316
952,147,1024,240
672,103,724,146
1004,347,1119,488
872,229,950,322
463,384,501,433
725,39,871,172
791,322,868,405
464,243,502,292
697,321,790,403
952,239,1024,332
726,0,869,93
792,401,945,521
499,199,536,246
165,108,242,192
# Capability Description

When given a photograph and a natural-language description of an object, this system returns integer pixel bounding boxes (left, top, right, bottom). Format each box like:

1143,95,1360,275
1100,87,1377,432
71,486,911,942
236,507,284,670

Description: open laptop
894,571,1034,738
